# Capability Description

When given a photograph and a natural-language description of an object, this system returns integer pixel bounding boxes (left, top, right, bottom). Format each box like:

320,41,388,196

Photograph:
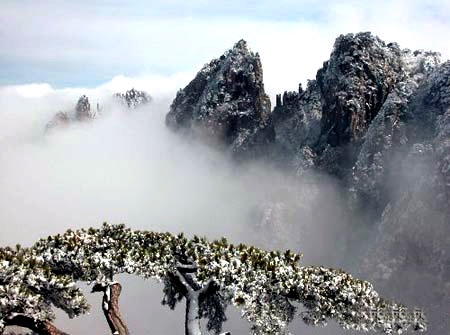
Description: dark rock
75,95,94,121
271,80,322,167
114,88,152,109
46,89,152,132
350,51,442,211
271,33,441,181
166,39,274,158
358,59,450,334
317,32,404,147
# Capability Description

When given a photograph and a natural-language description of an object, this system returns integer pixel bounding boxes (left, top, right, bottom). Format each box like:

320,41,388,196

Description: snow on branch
0,223,428,335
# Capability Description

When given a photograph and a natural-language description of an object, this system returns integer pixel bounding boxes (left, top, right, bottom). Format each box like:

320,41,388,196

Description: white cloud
1,0,449,95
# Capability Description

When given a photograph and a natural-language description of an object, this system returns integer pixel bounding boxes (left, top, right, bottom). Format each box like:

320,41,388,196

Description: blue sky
1,0,449,92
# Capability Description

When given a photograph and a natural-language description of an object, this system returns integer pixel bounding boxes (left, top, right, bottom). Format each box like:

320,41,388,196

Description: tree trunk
5,315,69,335
185,292,202,335
100,282,130,335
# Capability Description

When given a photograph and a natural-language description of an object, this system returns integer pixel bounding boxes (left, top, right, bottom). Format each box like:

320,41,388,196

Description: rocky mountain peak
269,32,442,180
316,32,404,146
114,88,152,109
166,40,273,158
46,94,97,131
75,95,95,121
233,39,248,51
46,89,151,132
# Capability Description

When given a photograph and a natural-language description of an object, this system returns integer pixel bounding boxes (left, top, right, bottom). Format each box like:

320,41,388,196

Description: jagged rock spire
114,88,152,109
166,40,274,159
45,89,152,132
75,95,93,121
233,39,248,51
316,32,404,146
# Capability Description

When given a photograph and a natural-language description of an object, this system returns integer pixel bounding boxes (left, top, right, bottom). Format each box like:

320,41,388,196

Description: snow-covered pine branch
27,223,427,334
0,246,88,335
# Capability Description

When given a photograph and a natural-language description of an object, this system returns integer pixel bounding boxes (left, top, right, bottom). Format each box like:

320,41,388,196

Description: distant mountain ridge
46,88,151,131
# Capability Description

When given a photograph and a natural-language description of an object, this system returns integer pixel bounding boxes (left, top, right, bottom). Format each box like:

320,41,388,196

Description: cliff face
272,81,322,171
273,33,441,180
166,33,449,332
316,33,403,146
166,40,274,159
349,48,441,209
359,61,450,333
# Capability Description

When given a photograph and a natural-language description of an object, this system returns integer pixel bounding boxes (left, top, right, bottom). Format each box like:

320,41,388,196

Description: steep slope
273,34,448,332
166,40,274,159
316,33,403,146
271,81,322,173
349,48,441,211
360,61,450,333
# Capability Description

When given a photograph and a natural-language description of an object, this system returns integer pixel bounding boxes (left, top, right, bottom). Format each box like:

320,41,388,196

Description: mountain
46,89,152,131
166,32,450,333
166,40,274,159
114,88,152,109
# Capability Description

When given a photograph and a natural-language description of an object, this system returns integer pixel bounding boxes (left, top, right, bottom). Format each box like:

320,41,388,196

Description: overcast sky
1,0,450,96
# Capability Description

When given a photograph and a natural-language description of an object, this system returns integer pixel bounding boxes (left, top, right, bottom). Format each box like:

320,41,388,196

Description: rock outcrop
349,48,441,210
166,40,274,158
46,95,97,131
316,33,404,146
358,61,450,333
45,111,71,130
114,88,152,109
272,80,323,173
272,33,441,179
46,89,151,131
74,95,95,121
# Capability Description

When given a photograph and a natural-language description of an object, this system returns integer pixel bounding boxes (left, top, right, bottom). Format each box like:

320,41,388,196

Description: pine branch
5,315,69,335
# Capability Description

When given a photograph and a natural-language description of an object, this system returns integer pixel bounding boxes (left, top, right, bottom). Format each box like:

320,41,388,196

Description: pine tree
1,224,427,335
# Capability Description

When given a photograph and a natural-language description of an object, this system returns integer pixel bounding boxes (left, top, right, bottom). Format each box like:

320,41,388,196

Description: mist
0,82,355,334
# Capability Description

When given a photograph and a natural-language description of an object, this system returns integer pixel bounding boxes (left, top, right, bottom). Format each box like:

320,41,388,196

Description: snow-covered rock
166,40,274,159
45,95,97,131
45,89,152,132
113,88,152,109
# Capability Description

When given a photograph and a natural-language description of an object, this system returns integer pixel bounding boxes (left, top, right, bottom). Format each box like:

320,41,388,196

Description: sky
1,0,450,96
